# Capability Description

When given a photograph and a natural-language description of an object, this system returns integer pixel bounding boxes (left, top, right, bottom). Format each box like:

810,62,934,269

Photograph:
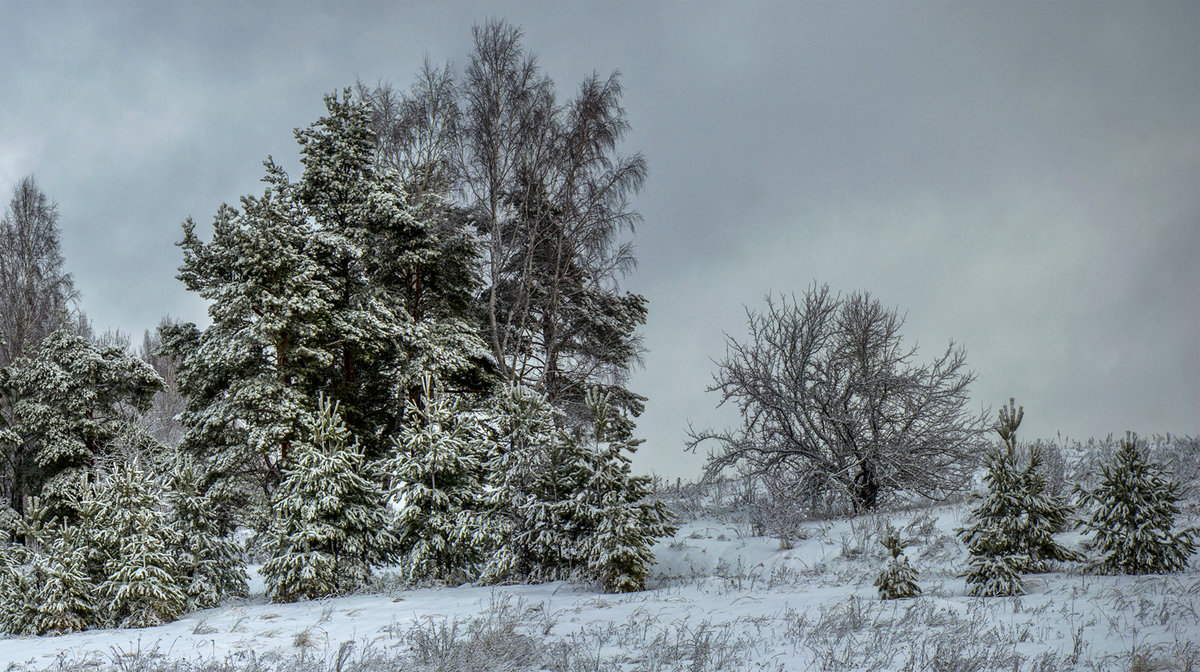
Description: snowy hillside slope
2,492,1197,671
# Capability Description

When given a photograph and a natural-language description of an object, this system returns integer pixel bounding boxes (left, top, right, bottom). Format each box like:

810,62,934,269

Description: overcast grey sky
2,1,1197,479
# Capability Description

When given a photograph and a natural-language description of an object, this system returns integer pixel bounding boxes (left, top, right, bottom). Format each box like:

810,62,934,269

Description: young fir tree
478,383,590,584
386,375,490,585
1077,432,1197,575
957,399,1029,597
90,461,188,628
1016,443,1081,572
0,536,36,635
577,389,676,593
165,456,248,610
261,395,396,602
875,531,921,600
0,495,95,635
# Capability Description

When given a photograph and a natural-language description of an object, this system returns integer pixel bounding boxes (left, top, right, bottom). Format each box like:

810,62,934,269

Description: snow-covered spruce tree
90,461,188,628
386,375,491,585
478,383,592,584
0,495,95,635
165,456,248,610
261,395,395,602
958,399,1079,595
5,328,161,520
875,531,921,600
957,400,1029,596
577,389,676,593
1077,432,1197,575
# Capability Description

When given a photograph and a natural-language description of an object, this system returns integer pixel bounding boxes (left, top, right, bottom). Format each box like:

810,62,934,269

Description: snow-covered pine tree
957,399,1029,597
91,461,188,628
296,90,495,456
875,531,921,600
1077,432,1197,575
478,383,590,584
261,395,395,602
578,389,676,593
6,328,161,520
168,170,334,507
0,495,95,635
166,456,248,610
27,525,95,635
166,91,494,513
386,375,491,585
1017,442,1080,572
0,535,35,635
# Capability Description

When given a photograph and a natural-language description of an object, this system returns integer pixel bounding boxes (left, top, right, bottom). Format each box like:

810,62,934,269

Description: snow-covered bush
1076,431,1197,575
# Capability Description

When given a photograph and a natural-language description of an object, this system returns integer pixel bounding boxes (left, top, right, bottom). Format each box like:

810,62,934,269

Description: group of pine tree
0,21,674,635
877,398,1196,600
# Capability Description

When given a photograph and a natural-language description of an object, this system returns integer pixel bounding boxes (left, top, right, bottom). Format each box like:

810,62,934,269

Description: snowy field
2,487,1198,672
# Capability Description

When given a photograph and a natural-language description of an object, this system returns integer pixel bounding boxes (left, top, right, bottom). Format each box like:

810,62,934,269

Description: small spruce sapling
580,388,676,593
875,530,921,599
957,399,1028,596
166,457,248,609
1077,432,1197,574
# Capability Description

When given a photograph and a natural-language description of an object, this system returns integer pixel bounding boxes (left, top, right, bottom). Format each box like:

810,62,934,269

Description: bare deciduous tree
0,176,78,368
360,21,650,433
689,284,987,513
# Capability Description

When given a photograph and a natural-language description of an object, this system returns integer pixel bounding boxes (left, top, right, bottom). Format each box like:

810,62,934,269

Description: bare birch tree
359,21,649,432
0,176,78,367
689,284,987,513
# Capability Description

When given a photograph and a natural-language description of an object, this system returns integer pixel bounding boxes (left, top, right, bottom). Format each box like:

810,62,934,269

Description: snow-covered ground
2,496,1197,671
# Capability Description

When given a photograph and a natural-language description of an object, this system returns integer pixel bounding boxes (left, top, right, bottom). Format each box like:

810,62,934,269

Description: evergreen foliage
477,385,675,592
577,389,676,593
91,462,188,628
0,496,96,636
958,399,1077,596
262,395,396,602
386,375,490,585
167,90,494,512
166,457,249,609
875,532,921,600
479,383,587,584
1077,432,1197,575
5,328,161,520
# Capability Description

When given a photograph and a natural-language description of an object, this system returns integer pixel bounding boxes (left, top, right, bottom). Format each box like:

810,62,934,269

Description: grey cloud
1,1,1195,479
